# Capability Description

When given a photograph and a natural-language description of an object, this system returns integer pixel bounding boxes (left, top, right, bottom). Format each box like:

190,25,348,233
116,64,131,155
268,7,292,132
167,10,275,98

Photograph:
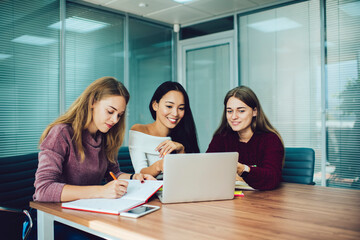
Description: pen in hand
109,171,128,195
109,171,117,181
111,171,147,183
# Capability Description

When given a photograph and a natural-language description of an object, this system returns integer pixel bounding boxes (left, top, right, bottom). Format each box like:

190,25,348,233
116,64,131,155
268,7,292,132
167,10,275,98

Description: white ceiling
81,0,294,26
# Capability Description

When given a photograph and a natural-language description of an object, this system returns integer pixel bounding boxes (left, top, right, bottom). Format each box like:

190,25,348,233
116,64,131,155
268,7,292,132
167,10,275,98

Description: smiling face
226,96,257,134
153,90,185,130
88,95,127,134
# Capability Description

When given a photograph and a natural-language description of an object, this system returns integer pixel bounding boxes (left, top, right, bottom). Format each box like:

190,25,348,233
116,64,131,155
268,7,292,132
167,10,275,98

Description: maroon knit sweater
33,124,123,202
206,131,284,190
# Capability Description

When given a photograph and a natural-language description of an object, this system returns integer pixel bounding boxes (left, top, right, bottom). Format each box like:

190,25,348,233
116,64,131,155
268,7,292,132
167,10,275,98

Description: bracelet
130,174,134,180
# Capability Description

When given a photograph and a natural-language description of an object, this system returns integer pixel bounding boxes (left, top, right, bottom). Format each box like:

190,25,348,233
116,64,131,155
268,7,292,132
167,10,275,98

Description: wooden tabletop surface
30,183,360,240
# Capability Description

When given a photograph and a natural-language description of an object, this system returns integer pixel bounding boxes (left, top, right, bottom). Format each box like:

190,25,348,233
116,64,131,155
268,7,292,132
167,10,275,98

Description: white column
37,210,54,240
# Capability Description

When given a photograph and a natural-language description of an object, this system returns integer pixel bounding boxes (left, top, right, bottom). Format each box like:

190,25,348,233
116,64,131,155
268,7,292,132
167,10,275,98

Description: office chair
0,206,33,240
0,152,38,239
118,147,135,173
282,148,315,185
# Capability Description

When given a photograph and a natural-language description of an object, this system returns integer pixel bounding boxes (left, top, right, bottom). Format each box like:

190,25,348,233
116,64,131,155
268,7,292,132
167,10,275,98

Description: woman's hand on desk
103,180,128,198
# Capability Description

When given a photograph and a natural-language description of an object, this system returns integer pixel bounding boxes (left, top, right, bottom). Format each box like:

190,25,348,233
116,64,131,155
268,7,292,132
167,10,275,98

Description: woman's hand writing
102,179,128,198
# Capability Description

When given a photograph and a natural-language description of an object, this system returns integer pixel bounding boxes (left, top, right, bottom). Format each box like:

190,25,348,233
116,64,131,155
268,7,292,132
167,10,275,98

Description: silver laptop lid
161,152,238,204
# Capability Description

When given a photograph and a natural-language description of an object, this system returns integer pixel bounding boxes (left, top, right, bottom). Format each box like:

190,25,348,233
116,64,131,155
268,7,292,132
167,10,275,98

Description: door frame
177,30,238,89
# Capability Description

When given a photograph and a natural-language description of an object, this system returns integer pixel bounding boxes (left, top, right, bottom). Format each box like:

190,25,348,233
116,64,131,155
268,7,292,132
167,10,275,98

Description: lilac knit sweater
33,124,123,202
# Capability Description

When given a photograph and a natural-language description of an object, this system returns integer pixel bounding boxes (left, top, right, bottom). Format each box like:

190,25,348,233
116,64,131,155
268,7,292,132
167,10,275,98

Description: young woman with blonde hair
207,86,284,190
34,76,154,203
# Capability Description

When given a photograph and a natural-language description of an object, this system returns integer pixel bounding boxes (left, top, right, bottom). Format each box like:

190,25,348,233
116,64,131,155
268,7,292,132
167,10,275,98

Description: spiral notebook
62,180,163,215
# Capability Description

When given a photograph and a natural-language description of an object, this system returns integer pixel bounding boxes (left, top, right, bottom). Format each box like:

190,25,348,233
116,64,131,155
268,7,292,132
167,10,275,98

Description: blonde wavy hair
39,76,130,163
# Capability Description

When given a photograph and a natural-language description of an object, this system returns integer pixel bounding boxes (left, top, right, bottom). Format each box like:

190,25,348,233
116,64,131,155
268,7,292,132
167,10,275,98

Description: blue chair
282,148,315,185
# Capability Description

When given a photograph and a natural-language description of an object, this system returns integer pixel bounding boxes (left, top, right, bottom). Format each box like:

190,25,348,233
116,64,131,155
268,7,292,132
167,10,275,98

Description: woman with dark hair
207,86,284,190
129,81,199,178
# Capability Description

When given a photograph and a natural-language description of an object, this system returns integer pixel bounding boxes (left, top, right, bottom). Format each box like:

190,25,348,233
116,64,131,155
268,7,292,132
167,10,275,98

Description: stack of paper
235,181,255,191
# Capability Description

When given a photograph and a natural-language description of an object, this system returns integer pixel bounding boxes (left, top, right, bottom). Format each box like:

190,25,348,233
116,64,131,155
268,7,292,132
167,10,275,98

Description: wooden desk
30,183,360,240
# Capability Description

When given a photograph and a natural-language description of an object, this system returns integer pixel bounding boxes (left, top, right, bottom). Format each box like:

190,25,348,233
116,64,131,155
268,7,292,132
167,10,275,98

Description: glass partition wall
186,43,231,152
128,18,173,129
325,0,360,189
238,0,360,188
0,1,173,157
65,3,126,108
239,0,322,183
1,0,359,189
0,0,60,156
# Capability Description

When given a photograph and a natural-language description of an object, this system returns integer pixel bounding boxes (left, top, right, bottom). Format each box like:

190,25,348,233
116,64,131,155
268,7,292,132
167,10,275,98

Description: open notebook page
62,180,163,215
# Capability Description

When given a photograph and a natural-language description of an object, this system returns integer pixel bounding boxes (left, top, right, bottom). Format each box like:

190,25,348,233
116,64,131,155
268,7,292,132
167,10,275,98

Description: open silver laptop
157,152,238,204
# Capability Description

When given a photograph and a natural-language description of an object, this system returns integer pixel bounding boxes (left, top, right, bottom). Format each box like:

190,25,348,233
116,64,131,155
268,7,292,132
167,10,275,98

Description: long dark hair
149,81,200,153
215,86,283,145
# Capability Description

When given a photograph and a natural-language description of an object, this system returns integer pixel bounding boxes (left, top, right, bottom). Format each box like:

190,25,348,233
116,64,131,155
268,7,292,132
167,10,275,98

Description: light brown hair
39,76,130,163
215,85,284,147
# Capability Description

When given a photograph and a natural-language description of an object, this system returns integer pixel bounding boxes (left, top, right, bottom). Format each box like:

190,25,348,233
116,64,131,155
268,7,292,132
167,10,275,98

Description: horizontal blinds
65,3,125,109
0,1,171,157
326,0,360,189
0,0,60,157
239,1,322,184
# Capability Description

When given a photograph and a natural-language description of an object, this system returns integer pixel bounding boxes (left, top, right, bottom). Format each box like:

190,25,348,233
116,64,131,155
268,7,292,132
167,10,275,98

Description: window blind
326,0,360,189
65,3,125,109
238,0,323,184
0,1,172,157
0,0,60,157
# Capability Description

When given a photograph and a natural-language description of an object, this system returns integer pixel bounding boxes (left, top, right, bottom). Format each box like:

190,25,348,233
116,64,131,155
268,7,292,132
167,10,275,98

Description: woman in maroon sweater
207,86,284,190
